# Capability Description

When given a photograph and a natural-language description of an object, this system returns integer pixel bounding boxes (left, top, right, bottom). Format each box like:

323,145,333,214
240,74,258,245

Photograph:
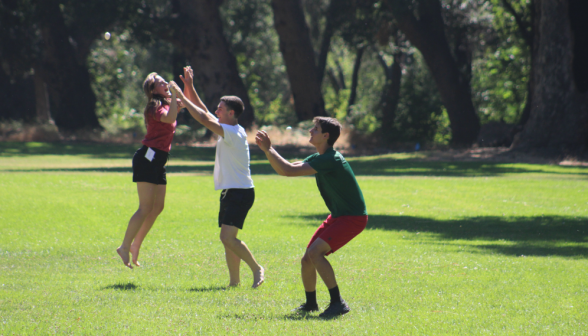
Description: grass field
1,142,587,335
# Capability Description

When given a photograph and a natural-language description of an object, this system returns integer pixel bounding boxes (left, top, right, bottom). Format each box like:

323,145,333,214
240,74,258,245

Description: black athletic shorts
132,145,169,185
218,188,255,230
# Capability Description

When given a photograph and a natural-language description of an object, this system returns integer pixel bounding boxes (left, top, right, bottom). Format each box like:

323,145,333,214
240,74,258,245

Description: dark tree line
1,0,586,151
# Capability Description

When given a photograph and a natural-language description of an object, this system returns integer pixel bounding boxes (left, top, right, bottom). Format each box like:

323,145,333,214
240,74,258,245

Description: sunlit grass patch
0,143,587,334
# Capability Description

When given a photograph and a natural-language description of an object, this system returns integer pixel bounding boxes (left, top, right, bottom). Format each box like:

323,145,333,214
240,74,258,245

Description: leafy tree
383,0,481,145
392,52,445,142
271,0,327,121
468,0,531,127
221,0,294,126
1,0,139,131
34,0,101,131
0,0,44,122
89,30,178,132
513,0,588,152
125,0,256,128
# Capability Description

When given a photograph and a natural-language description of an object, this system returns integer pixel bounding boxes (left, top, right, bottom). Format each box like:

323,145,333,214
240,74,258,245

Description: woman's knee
152,203,164,215
219,226,238,246
137,204,154,216
219,232,232,245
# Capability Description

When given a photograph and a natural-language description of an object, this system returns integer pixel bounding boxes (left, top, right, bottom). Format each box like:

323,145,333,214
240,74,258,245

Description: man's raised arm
255,131,317,177
179,66,211,116
169,81,224,137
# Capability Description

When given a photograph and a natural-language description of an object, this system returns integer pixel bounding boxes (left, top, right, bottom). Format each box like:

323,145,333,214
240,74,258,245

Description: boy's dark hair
313,117,341,146
220,96,245,118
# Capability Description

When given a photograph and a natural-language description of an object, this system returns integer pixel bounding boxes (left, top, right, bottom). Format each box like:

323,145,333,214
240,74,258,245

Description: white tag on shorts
145,148,155,162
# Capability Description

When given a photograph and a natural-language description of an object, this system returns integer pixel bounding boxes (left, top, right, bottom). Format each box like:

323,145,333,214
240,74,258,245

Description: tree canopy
1,0,585,152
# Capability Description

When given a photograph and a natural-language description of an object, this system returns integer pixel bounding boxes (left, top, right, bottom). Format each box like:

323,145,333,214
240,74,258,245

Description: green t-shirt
304,148,367,218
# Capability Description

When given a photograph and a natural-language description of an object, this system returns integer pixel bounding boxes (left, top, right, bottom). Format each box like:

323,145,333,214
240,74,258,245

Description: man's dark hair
313,117,341,146
220,96,245,118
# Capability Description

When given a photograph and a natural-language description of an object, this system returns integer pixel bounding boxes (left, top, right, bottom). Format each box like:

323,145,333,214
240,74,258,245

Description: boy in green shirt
256,117,368,318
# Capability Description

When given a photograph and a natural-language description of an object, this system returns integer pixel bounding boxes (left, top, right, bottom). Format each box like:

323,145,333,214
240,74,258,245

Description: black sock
305,291,317,307
328,286,342,304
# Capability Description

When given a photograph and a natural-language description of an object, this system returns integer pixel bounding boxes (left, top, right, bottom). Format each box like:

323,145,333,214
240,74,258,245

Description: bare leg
306,238,337,289
225,246,241,286
220,225,264,288
301,253,318,292
117,182,157,269
130,185,166,266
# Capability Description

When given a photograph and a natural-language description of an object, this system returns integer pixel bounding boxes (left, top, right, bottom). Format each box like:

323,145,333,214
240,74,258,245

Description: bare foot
227,282,240,288
130,245,141,267
116,247,133,269
252,267,264,288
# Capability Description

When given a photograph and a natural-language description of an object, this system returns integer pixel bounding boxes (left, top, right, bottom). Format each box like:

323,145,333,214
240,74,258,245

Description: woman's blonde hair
142,72,169,123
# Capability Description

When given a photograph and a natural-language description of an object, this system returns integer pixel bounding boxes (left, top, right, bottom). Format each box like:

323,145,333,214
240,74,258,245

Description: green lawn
1,142,587,334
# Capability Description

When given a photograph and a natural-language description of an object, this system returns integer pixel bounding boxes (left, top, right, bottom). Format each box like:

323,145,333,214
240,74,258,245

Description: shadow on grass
346,159,588,177
0,141,217,160
0,141,270,161
188,285,227,292
3,164,214,174
291,214,588,258
5,160,587,178
101,282,138,290
2,141,586,177
217,313,323,321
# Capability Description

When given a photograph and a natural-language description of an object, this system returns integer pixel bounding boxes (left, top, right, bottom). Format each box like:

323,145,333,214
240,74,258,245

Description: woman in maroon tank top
116,72,182,269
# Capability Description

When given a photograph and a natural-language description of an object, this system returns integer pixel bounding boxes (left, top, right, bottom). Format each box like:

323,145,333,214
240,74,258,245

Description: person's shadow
292,213,588,258
188,286,227,292
101,282,138,290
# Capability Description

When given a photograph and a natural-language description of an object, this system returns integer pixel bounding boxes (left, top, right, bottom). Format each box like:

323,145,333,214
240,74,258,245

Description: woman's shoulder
146,104,169,124
155,103,169,113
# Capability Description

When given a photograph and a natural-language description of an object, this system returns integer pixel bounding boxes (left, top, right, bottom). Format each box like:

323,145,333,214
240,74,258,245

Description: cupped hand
255,130,272,152
168,81,181,95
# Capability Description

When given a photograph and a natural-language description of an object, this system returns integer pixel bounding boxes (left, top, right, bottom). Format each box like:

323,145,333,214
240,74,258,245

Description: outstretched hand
179,66,194,86
255,130,272,152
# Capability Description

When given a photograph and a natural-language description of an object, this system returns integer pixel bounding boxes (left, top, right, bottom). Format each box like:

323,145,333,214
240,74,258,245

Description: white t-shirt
213,123,254,190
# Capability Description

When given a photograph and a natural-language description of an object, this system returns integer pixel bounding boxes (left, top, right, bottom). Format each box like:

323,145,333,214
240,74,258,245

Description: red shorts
307,215,368,255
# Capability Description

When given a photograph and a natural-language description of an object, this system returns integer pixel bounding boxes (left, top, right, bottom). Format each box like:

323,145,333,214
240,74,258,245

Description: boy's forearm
177,93,207,124
264,147,291,176
183,83,195,106
181,98,204,121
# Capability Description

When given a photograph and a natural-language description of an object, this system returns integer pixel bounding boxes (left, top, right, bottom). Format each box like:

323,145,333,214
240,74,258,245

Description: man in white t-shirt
169,67,264,288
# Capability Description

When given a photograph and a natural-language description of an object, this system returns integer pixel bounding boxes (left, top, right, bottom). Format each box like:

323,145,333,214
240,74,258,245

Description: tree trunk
517,76,534,128
513,0,588,152
271,0,327,121
375,48,403,131
37,0,100,131
0,68,36,122
500,0,534,130
384,0,480,145
453,27,472,94
317,0,337,85
170,0,255,129
326,68,341,94
33,66,51,124
347,46,366,110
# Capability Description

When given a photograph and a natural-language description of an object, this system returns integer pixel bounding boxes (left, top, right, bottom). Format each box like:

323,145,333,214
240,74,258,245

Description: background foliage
2,0,534,146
